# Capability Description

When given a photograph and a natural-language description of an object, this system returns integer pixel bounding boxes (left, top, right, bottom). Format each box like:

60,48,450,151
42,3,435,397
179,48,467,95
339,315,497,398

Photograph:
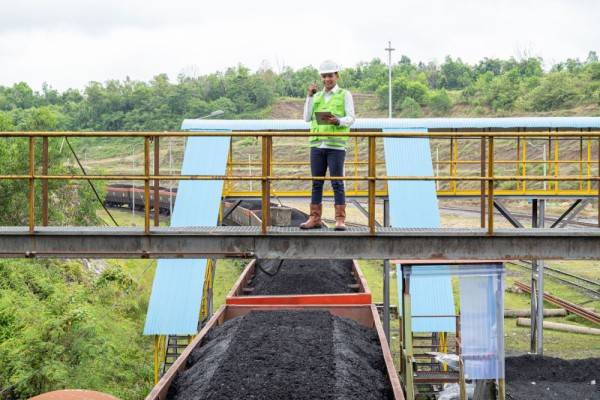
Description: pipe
517,318,600,335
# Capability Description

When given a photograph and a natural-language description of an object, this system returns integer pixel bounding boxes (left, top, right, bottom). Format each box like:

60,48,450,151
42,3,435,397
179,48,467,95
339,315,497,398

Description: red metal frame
225,259,372,305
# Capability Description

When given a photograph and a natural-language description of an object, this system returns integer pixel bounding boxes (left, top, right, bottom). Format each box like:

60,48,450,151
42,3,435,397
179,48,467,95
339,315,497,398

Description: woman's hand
307,82,318,97
324,115,340,125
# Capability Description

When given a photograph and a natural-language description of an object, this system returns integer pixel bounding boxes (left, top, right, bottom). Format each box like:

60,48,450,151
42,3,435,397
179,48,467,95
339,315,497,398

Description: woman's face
320,72,338,91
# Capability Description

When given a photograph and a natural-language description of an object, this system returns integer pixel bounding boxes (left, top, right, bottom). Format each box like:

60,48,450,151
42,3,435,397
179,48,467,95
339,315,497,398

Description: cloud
0,0,598,90
0,0,207,34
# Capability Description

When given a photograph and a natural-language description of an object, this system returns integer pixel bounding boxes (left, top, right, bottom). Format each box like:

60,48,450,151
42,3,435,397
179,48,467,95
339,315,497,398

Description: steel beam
1,227,600,260
493,200,524,228
555,199,590,228
351,199,382,228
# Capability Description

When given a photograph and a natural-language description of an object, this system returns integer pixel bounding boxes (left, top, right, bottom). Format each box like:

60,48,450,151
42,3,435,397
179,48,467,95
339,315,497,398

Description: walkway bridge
1,117,600,260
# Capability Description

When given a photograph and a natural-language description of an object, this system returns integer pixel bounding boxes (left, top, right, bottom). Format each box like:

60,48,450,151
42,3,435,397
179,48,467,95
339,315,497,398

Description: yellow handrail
2,130,600,235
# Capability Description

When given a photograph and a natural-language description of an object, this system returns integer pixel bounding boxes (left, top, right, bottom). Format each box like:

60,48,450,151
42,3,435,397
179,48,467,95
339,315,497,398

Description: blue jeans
310,147,346,205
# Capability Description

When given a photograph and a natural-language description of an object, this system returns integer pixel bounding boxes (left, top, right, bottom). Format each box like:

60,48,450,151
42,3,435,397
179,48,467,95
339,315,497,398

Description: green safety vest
310,88,350,149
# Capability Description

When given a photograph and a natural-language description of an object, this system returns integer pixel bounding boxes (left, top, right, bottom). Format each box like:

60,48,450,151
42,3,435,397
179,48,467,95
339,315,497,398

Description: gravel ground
506,355,600,400
167,310,393,400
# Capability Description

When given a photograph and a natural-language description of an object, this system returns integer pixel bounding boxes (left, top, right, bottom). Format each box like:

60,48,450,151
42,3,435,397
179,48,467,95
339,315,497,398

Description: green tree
440,56,473,89
0,259,153,399
526,72,578,111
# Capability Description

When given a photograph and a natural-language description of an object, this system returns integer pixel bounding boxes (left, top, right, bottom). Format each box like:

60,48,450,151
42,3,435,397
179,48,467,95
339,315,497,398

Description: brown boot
300,203,322,229
334,204,347,231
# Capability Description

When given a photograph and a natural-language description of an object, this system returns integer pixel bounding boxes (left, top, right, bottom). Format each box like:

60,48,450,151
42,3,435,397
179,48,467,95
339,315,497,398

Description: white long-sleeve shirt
303,84,355,127
303,85,355,150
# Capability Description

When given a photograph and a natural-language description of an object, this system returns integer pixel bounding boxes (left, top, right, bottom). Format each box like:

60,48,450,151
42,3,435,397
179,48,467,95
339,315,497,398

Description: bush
399,97,422,117
428,90,452,115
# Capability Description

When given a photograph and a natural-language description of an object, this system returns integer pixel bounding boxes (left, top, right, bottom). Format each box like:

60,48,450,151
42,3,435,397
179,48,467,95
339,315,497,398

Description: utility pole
385,41,395,118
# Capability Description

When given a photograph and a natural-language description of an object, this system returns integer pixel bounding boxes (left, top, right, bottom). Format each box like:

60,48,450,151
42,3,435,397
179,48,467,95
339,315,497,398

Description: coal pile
248,259,356,295
167,310,393,400
247,201,357,297
506,355,600,399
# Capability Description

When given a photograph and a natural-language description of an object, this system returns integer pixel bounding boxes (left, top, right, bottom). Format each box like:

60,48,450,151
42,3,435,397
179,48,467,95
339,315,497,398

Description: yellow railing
1,130,600,235
223,135,600,198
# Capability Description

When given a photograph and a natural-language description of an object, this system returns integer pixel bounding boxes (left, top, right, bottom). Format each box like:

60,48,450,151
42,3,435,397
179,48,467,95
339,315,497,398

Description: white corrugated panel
458,264,505,380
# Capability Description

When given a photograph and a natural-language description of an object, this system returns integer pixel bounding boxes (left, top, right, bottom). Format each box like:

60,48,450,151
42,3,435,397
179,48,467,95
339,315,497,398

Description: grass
503,262,600,358
212,259,247,310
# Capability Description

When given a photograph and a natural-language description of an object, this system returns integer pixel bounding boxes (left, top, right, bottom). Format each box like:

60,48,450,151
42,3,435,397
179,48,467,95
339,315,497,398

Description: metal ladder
161,335,191,375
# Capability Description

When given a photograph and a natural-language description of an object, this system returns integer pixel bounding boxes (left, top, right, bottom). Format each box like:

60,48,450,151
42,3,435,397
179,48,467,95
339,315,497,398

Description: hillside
268,92,600,119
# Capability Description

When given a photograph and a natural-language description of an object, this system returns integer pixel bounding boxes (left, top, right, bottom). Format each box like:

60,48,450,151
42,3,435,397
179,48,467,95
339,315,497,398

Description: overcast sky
1,0,598,91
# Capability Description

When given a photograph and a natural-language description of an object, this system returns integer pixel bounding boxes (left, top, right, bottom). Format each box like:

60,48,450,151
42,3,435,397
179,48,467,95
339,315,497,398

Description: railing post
487,135,494,235
553,130,559,194
353,137,359,193
42,136,49,226
28,137,35,233
226,139,233,195
368,136,376,234
516,136,521,192
597,136,600,227
579,134,584,192
452,135,458,195
522,138,528,193
480,136,486,228
153,136,160,227
588,137,592,193
144,136,150,234
261,135,271,234
383,199,390,341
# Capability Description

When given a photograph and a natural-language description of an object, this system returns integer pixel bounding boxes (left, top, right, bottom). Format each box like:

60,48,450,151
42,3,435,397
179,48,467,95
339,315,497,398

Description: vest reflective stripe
309,89,350,148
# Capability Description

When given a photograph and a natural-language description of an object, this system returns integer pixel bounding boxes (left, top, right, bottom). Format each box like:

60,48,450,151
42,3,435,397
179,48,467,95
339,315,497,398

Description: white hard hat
319,60,340,74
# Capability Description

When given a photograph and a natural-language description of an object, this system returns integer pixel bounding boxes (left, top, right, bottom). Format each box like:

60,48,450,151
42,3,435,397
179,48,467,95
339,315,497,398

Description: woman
300,60,355,231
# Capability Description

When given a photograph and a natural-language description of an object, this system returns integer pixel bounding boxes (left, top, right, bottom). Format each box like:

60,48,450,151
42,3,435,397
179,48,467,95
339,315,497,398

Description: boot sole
300,225,322,229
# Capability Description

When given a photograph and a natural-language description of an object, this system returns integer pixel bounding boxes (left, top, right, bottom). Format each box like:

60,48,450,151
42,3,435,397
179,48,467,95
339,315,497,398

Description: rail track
509,260,600,299
514,281,600,325
439,205,598,228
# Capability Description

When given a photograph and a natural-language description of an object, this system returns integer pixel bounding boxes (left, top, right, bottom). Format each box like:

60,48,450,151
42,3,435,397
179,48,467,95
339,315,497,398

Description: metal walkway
2,226,600,260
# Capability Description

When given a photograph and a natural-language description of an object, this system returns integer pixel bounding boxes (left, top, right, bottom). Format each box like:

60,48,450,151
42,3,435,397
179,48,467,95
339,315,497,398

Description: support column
401,267,415,400
536,200,545,355
530,199,538,353
530,199,545,355
383,198,390,341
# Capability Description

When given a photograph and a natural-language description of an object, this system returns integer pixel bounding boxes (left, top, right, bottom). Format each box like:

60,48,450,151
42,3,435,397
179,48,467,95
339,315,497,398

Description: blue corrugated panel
384,129,456,333
182,116,600,131
143,133,230,335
